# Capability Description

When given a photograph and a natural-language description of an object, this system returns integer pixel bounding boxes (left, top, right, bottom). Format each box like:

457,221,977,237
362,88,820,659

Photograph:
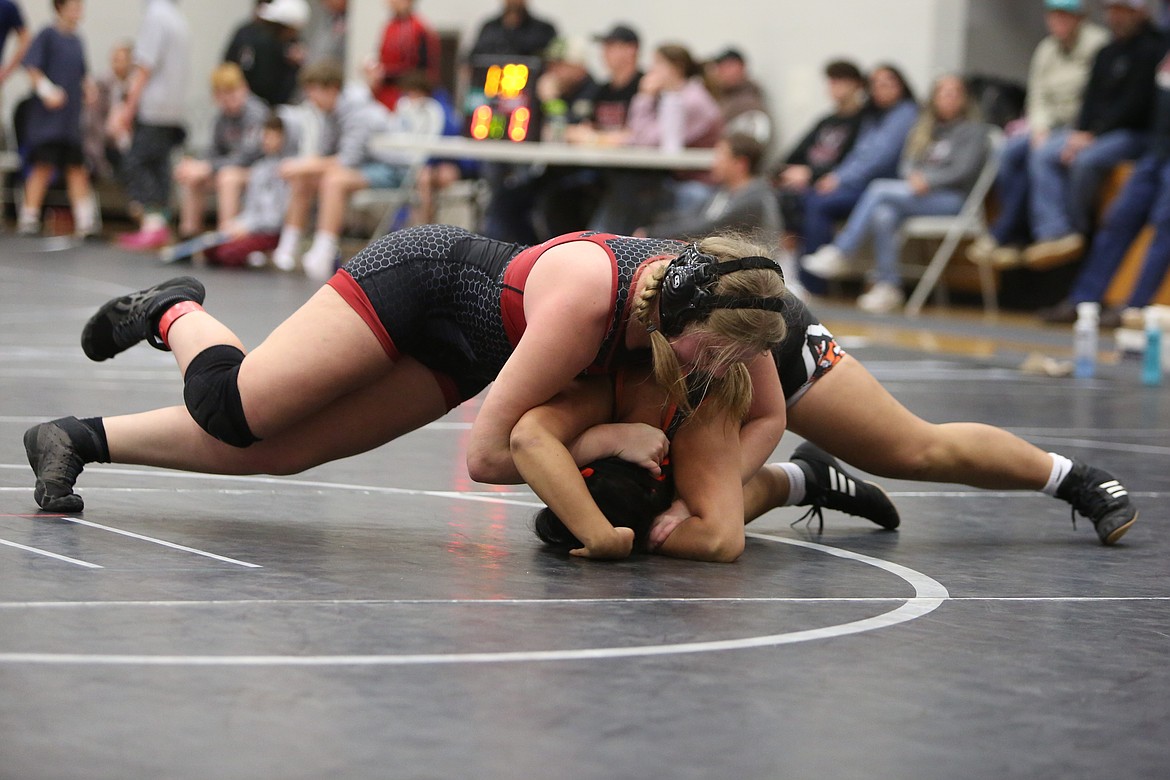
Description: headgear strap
656,245,787,336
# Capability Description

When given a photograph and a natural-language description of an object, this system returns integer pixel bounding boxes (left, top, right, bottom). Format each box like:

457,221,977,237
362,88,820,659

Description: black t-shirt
469,11,557,58
785,112,863,181
590,72,643,132
223,21,299,106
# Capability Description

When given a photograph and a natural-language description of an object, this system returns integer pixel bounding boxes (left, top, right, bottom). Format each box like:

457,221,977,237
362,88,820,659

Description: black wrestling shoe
24,419,90,513
1056,462,1137,545
791,441,900,531
81,276,205,361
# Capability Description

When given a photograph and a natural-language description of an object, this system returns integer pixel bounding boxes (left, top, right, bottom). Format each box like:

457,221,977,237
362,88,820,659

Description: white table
370,135,715,171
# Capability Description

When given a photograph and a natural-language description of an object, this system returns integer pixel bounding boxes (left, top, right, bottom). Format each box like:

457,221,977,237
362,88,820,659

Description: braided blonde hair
631,233,788,419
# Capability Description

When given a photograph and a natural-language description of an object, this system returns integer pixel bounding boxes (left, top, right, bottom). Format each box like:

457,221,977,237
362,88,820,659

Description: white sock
18,206,38,225
776,461,806,506
275,225,302,257
1042,453,1074,496
73,195,96,233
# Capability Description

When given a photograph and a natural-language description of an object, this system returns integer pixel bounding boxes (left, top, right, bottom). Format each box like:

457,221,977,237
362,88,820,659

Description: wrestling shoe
81,276,205,361
1056,462,1137,545
24,419,91,513
791,441,900,531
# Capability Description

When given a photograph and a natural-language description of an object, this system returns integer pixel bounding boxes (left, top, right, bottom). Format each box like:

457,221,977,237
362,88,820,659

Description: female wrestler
514,289,1137,557
25,227,790,560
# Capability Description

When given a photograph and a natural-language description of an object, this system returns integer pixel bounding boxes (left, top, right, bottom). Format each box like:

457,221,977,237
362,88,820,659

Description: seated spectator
588,42,723,235
202,113,292,267
774,59,867,251
364,0,440,111
271,60,410,279
17,0,97,239
1038,47,1170,326
303,0,347,70
1018,0,1164,271
798,63,919,276
636,132,780,242
564,23,642,144
801,74,989,314
967,0,1108,269
172,63,269,239
707,47,773,146
224,0,309,107
82,39,133,181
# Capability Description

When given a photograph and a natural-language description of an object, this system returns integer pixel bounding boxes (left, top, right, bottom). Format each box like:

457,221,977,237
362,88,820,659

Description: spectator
203,113,292,267
303,0,346,70
0,0,30,147
173,63,269,240
364,0,440,111
530,36,600,236
774,59,867,250
1021,0,1165,270
637,132,780,241
81,40,132,180
224,0,309,107
801,74,989,314
111,0,190,251
17,0,96,238
707,47,773,146
565,23,642,143
798,63,919,268
588,42,724,235
1038,47,1170,326
271,60,400,279
968,0,1109,270
468,0,557,59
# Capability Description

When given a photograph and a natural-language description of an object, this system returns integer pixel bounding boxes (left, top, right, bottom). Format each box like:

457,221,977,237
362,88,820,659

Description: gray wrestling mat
1,239,1167,780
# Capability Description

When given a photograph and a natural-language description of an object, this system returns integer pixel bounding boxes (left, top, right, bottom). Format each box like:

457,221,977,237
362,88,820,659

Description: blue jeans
800,182,866,254
1070,154,1170,308
834,179,966,286
989,132,1032,246
1030,128,1147,239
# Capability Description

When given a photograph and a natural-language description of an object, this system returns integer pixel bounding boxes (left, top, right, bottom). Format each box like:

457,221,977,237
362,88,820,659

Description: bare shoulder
523,240,614,307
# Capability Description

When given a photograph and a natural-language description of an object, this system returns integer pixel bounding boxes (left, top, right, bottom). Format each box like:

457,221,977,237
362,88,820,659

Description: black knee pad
183,345,259,448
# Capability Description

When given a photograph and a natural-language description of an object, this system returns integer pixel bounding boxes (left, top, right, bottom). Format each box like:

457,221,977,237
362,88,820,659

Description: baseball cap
258,0,311,30
1044,0,1085,11
593,24,639,45
713,48,746,64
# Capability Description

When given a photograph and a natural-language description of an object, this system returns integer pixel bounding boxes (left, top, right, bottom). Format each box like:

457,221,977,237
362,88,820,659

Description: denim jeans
1030,128,1147,239
833,179,965,286
1070,154,1170,308
799,182,866,254
989,132,1032,246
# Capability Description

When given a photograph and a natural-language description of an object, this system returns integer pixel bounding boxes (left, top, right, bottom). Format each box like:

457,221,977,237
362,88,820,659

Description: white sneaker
245,251,269,269
302,245,338,282
271,247,297,272
857,282,905,314
800,245,850,279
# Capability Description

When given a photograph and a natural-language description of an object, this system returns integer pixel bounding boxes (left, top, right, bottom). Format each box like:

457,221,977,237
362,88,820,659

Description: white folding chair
901,125,1005,317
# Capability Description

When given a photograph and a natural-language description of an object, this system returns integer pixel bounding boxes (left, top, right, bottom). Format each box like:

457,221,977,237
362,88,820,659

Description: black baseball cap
593,24,639,45
713,48,745,64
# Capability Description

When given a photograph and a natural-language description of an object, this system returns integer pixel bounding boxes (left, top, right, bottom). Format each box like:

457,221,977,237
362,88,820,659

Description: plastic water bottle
1073,302,1099,379
1142,308,1163,387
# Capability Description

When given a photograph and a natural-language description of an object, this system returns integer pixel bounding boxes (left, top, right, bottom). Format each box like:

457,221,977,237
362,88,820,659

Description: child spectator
271,59,399,278
204,113,292,267
111,0,190,251
17,0,96,238
173,63,269,239
82,40,132,180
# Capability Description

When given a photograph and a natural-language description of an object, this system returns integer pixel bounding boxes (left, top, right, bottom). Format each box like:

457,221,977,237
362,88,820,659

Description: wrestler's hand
648,498,692,550
614,423,670,476
570,526,635,560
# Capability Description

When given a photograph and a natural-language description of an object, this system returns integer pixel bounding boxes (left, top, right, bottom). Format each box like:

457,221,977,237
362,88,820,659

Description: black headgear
656,245,787,337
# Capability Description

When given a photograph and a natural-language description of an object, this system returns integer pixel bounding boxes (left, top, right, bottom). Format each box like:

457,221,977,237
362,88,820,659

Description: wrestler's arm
653,404,747,563
510,380,636,560
738,353,787,482
466,243,614,484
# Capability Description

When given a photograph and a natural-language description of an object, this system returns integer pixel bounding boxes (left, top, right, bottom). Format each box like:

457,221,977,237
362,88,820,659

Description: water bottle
1142,307,1163,387
1073,302,1099,379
